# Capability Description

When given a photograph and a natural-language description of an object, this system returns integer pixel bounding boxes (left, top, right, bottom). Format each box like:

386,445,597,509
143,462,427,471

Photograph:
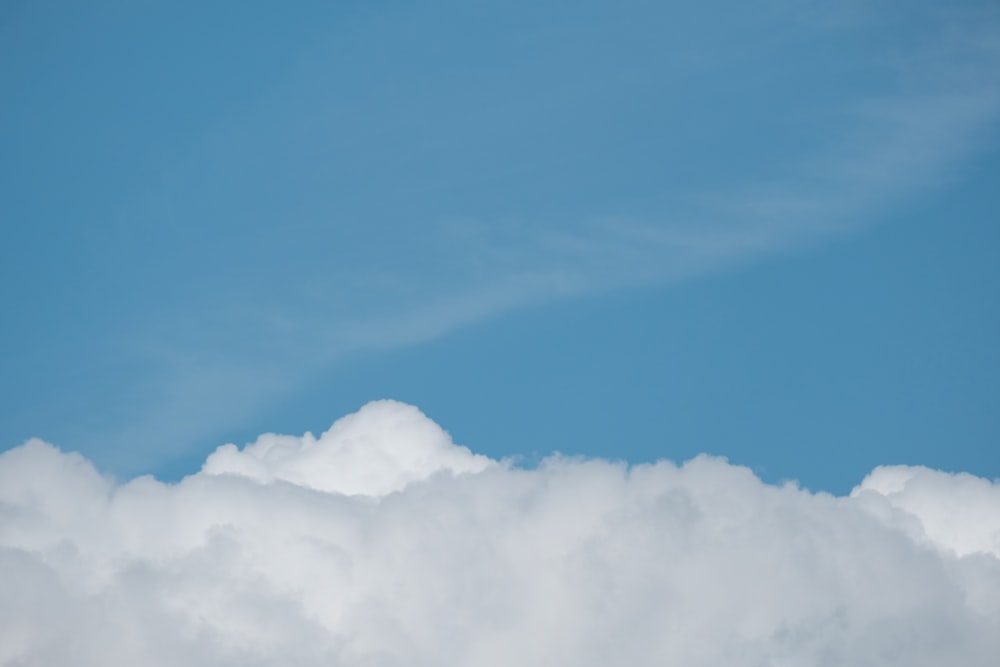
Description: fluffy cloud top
1,400,998,666
200,400,492,496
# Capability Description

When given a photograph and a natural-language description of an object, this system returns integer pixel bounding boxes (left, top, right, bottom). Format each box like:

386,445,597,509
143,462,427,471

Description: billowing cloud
201,400,492,496
1,401,998,666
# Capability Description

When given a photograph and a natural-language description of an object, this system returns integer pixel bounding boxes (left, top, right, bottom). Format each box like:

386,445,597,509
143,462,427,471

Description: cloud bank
2,400,998,666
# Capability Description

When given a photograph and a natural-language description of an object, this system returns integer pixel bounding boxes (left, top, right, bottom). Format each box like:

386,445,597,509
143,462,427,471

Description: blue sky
2,0,998,493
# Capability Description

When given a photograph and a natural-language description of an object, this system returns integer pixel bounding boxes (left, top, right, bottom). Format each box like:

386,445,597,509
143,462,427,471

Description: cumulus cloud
1,400,998,666
201,400,492,496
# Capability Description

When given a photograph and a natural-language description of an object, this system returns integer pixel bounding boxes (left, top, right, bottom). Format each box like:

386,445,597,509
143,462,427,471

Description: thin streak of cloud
83,8,1000,470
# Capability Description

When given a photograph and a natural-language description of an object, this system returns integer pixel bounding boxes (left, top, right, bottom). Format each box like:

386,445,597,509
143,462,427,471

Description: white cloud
2,400,998,666
201,400,492,496
853,465,1000,558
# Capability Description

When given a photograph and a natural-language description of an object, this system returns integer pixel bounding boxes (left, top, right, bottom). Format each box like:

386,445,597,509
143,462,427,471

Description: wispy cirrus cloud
57,3,1000,471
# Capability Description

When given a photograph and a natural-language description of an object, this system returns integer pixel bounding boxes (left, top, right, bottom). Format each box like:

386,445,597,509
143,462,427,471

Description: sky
2,1,1000,663
3,0,999,492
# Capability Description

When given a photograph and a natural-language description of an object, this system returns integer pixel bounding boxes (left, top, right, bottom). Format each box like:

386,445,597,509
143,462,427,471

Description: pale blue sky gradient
2,0,998,492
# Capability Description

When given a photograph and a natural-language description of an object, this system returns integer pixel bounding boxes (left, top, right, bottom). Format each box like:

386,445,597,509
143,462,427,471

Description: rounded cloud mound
1,402,999,666
201,400,493,496
853,465,1000,558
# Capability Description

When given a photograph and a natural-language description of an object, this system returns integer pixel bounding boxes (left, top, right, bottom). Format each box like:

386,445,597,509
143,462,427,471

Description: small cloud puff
853,464,1000,558
0,401,998,666
201,400,492,496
